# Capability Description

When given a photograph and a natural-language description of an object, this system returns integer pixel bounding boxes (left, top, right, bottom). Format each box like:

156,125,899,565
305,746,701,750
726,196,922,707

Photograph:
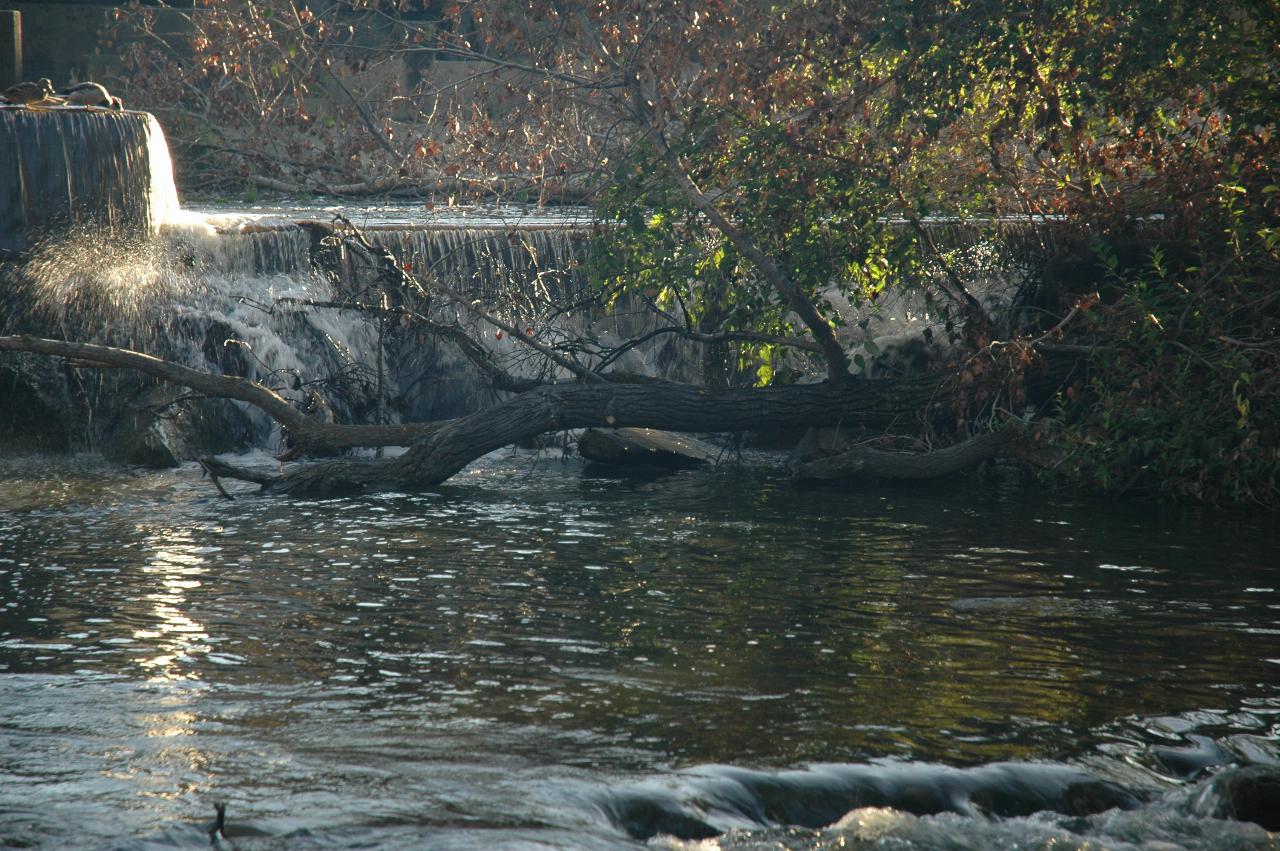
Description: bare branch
0,336,442,455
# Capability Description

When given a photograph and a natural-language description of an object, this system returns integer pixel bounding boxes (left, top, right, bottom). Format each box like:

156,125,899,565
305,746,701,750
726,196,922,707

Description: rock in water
578,427,721,469
1149,735,1234,779
1190,765,1280,831
101,386,253,468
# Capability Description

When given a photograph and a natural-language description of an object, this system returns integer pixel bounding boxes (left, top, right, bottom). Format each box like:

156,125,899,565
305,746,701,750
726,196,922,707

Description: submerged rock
1150,734,1236,779
0,358,74,453
597,790,720,842
597,762,1143,841
1190,765,1280,831
578,427,721,469
101,385,253,468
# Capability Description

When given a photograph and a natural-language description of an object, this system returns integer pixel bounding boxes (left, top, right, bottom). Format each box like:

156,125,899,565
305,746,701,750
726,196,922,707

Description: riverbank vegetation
7,0,1275,503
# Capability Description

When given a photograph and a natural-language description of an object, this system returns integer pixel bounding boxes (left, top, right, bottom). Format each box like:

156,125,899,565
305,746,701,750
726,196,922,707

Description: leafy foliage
932,1,1280,505
104,0,601,195
104,0,1280,502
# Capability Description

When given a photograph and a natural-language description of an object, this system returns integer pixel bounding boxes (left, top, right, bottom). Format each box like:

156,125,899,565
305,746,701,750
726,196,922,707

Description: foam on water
1,451,1278,848
662,802,1277,850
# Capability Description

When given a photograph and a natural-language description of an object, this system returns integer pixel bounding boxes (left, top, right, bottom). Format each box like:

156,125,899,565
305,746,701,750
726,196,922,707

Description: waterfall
0,108,178,257
0,121,602,461
1,107,1039,463
0,107,609,459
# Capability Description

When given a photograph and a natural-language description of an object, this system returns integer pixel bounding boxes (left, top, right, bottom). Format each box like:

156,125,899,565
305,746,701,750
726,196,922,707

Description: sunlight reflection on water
0,451,1277,848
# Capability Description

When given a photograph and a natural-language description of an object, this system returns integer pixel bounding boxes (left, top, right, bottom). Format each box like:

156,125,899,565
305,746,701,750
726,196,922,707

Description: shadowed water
0,452,1277,849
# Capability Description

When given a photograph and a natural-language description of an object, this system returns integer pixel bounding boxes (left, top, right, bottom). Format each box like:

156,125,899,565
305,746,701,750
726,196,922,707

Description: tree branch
645,129,852,381
4,337,1081,497
793,425,1019,481
328,215,605,384
245,296,547,394
0,336,442,455
594,325,821,372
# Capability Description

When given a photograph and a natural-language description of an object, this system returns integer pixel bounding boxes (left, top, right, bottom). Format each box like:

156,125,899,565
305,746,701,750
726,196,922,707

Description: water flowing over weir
0,106,610,458
0,108,180,258
0,106,1038,461
160,210,605,429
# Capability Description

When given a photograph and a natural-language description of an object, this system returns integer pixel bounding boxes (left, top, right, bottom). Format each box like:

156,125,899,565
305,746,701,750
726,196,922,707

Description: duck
58,81,124,110
1,78,55,105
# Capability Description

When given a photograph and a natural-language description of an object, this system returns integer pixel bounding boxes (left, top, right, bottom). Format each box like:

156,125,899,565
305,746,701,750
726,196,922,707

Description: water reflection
136,527,212,678
0,452,1277,848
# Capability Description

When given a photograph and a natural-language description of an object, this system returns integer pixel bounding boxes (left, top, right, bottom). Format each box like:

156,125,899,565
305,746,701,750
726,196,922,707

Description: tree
8,0,1278,501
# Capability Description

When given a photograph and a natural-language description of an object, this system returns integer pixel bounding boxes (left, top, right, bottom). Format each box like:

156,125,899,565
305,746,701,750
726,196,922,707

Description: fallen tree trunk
205,373,987,496
1,334,1080,497
792,427,1017,481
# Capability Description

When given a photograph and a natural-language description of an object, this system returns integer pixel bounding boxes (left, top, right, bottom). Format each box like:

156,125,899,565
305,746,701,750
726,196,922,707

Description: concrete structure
8,4,111,86
0,11,19,89
3,3,196,89
0,108,175,256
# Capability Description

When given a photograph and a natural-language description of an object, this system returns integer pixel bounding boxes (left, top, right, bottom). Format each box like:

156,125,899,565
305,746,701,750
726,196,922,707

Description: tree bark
219,372,966,495
792,427,1017,481
578,427,721,467
651,137,853,382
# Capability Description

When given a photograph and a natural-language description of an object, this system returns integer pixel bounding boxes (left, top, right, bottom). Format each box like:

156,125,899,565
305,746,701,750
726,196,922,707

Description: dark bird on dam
58,81,123,110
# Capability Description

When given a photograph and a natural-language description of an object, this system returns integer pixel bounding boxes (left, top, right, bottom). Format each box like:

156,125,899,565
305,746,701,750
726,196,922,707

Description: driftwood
792,426,1018,481
578,427,722,468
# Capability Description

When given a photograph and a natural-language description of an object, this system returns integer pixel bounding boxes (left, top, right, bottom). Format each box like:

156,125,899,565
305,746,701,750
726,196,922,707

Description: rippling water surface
1,451,1277,849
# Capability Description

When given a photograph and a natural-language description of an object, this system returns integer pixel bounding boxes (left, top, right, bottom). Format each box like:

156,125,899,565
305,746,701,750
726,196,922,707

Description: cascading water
0,105,1040,469
0,107,613,460
2,110,1278,851
0,108,178,258
1,106,1034,462
159,213,622,430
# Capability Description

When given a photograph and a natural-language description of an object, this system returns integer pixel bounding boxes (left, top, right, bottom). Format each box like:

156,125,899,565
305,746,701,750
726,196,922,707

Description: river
1,450,1277,849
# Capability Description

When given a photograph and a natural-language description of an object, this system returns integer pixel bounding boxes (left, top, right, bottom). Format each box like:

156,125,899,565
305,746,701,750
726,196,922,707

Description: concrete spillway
0,106,179,257
0,108,611,459
0,106,1032,464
